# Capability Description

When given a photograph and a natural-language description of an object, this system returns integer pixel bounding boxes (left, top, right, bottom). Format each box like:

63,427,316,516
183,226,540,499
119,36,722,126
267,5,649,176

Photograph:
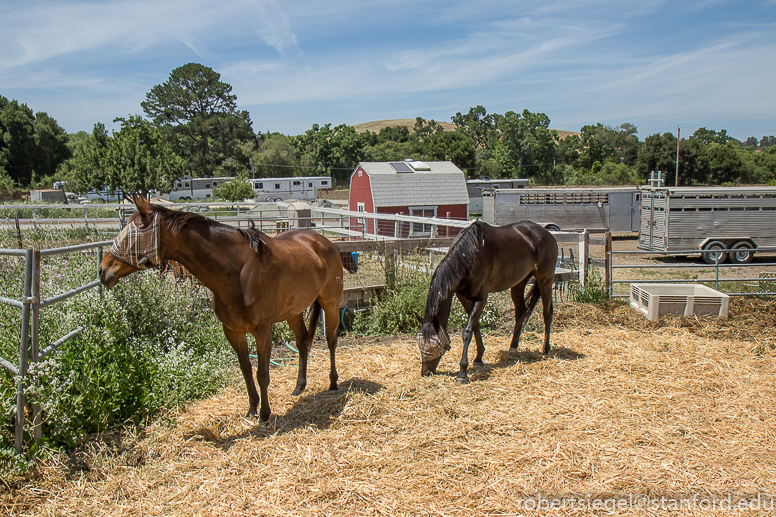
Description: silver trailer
638,186,776,264
467,178,528,214
482,186,641,232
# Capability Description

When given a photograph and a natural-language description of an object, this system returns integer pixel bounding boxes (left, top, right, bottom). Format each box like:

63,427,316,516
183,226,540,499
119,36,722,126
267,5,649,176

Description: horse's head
99,196,161,288
416,314,451,376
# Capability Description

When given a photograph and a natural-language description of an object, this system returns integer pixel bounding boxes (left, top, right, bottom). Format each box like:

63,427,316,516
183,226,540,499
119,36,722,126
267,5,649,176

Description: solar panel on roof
389,161,413,173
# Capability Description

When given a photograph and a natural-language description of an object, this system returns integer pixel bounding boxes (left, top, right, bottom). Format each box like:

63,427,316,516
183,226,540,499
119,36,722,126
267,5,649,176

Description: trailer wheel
545,224,561,232
702,241,728,264
729,242,754,264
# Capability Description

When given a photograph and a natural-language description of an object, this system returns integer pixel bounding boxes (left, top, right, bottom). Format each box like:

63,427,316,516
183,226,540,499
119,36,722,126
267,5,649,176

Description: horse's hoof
455,376,469,385
291,386,304,396
246,409,258,418
473,360,484,368
328,383,338,391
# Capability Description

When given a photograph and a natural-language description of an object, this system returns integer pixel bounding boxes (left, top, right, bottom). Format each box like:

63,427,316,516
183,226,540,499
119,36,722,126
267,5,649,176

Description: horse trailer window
274,184,280,189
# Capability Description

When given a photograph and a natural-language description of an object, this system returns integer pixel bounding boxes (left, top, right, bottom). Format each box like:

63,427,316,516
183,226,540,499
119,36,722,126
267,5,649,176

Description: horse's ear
414,312,423,324
133,194,152,216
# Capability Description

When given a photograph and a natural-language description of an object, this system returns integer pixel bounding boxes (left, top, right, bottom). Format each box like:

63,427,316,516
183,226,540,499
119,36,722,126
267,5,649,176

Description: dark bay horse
99,197,344,422
417,220,558,383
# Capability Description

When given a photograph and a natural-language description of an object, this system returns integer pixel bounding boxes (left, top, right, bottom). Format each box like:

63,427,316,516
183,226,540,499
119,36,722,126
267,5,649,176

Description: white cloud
254,0,300,54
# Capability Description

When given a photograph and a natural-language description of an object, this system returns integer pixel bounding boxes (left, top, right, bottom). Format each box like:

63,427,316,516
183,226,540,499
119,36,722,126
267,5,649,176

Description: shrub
0,246,234,464
571,267,609,303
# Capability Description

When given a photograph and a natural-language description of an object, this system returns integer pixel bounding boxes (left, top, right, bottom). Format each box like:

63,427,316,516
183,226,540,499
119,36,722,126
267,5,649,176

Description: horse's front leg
250,325,273,422
458,297,487,384
222,326,260,418
456,294,485,367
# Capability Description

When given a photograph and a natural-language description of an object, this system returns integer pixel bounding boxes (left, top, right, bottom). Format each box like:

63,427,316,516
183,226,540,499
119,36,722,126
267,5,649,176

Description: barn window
410,206,436,236
357,202,366,232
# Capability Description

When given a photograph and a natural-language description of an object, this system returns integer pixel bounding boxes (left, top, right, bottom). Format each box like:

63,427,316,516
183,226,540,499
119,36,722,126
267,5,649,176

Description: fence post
16,250,33,454
578,230,589,287
384,242,396,288
98,246,104,296
31,251,41,443
604,232,612,299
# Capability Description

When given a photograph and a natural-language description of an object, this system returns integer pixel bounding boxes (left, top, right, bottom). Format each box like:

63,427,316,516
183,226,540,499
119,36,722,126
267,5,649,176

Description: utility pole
675,126,680,187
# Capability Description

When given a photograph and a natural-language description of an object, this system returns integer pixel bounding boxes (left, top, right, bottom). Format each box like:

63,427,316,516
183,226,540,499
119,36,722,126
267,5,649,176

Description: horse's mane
422,221,484,328
148,203,268,255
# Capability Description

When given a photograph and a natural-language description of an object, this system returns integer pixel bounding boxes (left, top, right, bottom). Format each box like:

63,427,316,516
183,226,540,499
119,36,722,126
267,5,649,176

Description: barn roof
356,161,469,207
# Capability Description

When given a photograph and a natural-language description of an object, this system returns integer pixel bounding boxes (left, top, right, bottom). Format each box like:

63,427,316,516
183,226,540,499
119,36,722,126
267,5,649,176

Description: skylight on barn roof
389,161,413,173
409,161,430,171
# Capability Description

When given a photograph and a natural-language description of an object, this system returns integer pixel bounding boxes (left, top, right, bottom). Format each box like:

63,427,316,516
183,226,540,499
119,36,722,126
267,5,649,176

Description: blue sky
1,0,775,141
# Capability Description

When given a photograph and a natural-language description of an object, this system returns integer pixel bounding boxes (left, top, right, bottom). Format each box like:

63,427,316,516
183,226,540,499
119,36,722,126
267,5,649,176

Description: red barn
348,161,469,238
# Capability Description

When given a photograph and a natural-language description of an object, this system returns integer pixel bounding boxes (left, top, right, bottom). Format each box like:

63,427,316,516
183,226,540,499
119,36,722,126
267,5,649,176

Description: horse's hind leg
322,302,340,391
223,327,260,418
456,294,484,366
509,279,529,349
538,277,554,355
287,313,311,396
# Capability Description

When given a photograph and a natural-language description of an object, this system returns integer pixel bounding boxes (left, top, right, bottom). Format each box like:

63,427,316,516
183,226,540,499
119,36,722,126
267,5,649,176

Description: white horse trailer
638,186,776,264
467,178,528,214
250,176,331,202
482,187,641,232
164,176,230,201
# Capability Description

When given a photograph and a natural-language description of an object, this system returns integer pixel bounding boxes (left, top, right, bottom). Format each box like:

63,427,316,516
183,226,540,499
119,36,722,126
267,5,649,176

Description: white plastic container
630,283,730,321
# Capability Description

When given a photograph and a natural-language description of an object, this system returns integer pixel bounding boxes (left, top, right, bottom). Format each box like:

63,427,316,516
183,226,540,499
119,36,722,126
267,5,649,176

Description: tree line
2,62,775,199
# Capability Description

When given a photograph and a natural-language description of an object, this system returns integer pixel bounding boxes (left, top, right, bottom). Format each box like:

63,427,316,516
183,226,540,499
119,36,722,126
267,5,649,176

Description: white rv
164,176,230,201
249,176,331,202
638,186,776,264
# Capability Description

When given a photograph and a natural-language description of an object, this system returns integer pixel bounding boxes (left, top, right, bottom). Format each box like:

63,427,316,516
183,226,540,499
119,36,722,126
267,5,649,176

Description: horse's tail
516,278,542,328
306,300,322,351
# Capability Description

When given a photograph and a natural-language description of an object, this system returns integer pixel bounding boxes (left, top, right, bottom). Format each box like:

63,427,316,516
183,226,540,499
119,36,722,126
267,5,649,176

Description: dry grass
4,299,776,516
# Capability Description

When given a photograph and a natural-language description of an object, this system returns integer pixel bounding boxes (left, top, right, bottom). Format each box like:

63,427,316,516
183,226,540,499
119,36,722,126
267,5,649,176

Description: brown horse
99,197,344,422
417,220,558,383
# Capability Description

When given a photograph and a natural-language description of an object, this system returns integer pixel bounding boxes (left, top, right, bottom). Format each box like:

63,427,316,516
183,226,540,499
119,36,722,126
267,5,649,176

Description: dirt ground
3,298,776,516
